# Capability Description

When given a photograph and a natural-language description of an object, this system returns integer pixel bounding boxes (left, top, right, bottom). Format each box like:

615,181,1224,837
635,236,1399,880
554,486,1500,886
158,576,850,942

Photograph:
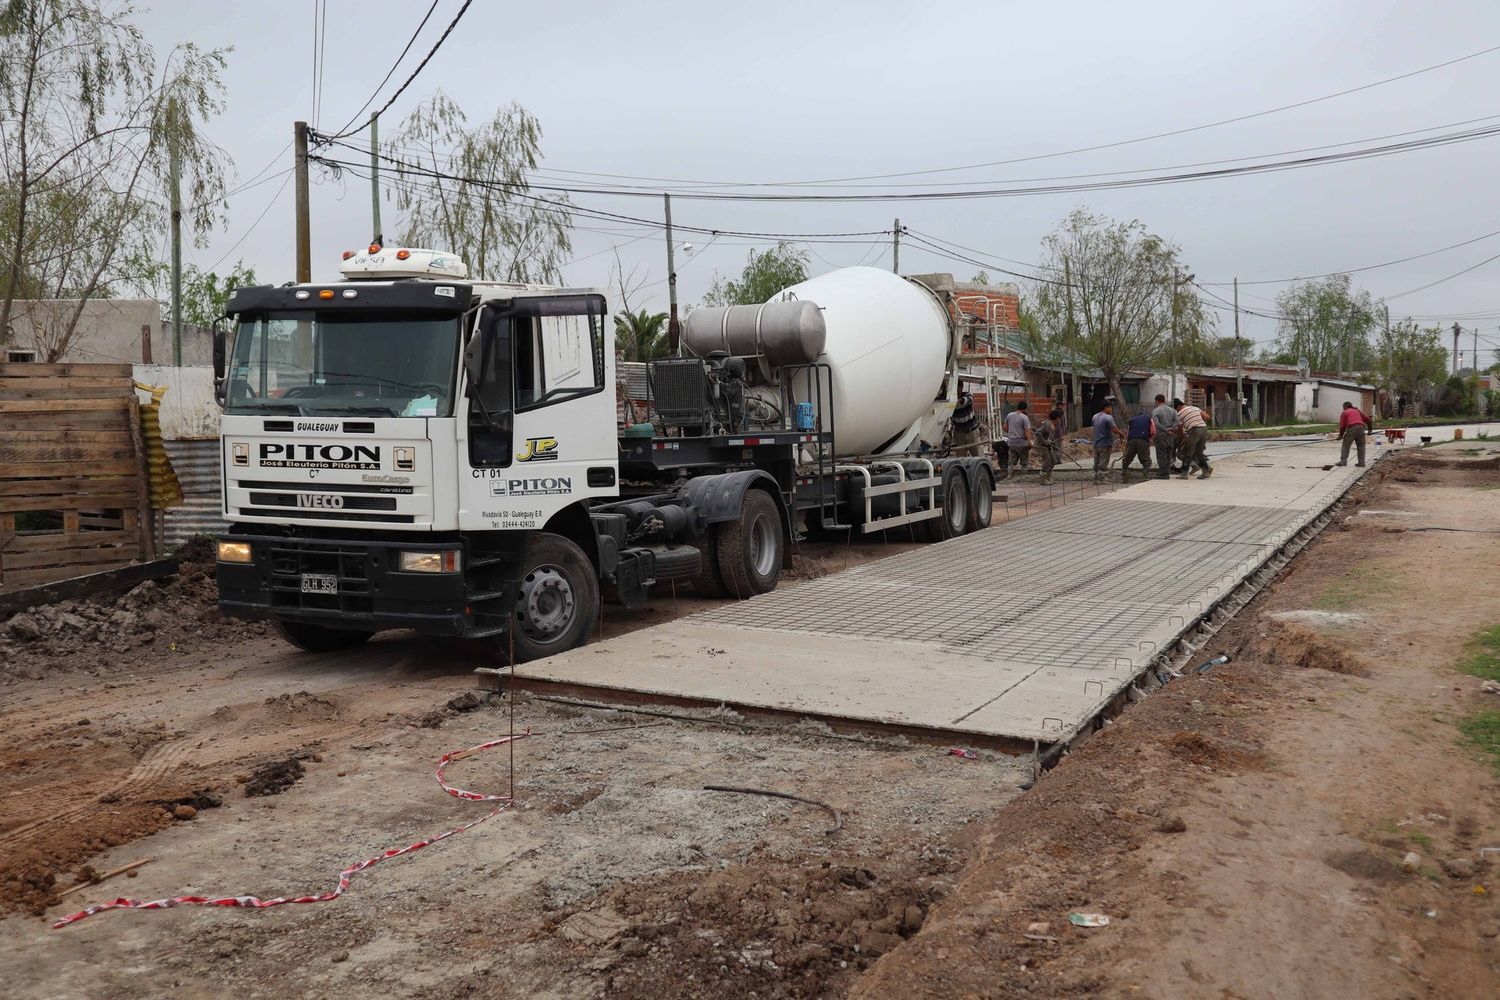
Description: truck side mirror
212,325,227,405
463,322,512,433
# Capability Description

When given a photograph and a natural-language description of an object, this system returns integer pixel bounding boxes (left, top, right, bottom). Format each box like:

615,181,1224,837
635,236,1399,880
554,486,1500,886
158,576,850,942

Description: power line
200,172,295,274
1198,226,1500,287
324,0,443,139
320,0,474,142
317,120,1500,202
1384,248,1500,300
486,42,1500,189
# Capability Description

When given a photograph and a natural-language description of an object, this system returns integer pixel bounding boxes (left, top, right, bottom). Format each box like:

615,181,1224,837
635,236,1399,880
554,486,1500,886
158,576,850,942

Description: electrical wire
324,0,442,139
1197,226,1500,287
200,172,294,274
320,0,474,142
314,120,1500,202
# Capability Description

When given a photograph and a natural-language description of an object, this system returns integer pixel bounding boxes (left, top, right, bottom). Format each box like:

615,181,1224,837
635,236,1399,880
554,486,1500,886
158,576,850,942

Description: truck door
460,294,618,532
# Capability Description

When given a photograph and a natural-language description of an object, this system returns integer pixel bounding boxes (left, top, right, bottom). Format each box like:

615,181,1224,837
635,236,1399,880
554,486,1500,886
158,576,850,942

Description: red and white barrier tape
52,731,529,929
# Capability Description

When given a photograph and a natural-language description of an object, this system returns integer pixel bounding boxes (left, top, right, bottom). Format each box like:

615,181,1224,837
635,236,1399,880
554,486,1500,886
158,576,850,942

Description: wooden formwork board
0,363,153,592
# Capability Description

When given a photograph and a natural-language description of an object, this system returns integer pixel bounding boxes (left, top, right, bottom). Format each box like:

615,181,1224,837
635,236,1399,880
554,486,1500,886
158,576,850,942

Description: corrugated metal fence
161,439,224,549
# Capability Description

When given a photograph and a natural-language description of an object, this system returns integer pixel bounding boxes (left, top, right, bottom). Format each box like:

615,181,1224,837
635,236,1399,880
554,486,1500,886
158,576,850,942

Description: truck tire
511,533,600,663
919,469,969,543
967,464,994,532
689,526,728,597
716,490,783,598
274,620,375,653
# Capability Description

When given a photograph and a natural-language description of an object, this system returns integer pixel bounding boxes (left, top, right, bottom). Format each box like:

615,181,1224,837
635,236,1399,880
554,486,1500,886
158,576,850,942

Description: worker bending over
1174,398,1212,479
1336,400,1371,467
1034,407,1065,485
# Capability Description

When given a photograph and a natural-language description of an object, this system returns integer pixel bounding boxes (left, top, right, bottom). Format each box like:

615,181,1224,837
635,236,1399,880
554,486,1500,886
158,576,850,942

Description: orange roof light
342,250,355,260
395,249,410,260
319,289,335,300
368,243,381,254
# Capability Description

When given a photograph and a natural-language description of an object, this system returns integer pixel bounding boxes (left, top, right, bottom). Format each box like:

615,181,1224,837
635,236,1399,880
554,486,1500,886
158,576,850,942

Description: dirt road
9,457,1493,999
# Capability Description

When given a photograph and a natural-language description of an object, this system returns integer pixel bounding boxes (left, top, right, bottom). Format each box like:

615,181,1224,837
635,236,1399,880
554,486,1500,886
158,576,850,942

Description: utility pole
1233,277,1242,423
169,132,183,367
1453,322,1462,375
892,218,900,274
1063,257,1078,429
1383,304,1392,416
294,121,311,283
1170,268,1182,402
369,113,382,245
664,193,679,354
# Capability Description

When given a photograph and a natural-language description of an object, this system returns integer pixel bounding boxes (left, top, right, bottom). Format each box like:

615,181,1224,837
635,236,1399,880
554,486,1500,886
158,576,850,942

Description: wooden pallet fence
0,363,154,592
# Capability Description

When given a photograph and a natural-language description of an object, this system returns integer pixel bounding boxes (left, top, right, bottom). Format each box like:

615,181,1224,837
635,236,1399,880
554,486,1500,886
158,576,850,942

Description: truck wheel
274,620,375,653
689,526,728,597
967,464,994,532
717,490,783,598
920,470,969,542
511,533,600,663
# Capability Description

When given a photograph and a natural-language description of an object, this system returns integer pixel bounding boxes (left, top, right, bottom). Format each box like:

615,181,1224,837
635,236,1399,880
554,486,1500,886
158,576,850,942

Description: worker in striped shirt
1173,398,1212,479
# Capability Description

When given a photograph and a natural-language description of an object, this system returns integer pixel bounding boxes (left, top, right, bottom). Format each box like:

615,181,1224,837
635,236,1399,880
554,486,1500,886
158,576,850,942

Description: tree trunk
1108,375,1131,419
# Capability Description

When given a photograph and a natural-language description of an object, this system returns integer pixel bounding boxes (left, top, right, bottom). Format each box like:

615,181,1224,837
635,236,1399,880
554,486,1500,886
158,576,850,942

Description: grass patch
1457,625,1500,681
1457,711,1500,775
1407,831,1434,850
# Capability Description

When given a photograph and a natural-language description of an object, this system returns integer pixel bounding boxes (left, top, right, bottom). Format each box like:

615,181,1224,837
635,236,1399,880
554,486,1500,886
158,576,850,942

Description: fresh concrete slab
517,431,1476,744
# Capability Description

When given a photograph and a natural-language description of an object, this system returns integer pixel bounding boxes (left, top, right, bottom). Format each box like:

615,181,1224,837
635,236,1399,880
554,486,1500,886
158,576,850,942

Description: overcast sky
138,0,1500,361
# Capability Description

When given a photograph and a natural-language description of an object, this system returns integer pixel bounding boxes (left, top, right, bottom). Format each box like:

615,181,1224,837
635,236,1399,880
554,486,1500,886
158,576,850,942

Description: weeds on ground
1457,711,1500,775
1457,626,1500,681
1407,831,1434,850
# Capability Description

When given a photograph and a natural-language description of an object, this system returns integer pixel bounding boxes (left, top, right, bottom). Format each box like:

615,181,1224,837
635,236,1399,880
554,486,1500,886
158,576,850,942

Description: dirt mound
1248,620,1370,676
262,691,338,723
0,538,269,684
243,756,305,797
0,802,177,916
1161,730,1265,771
581,854,943,999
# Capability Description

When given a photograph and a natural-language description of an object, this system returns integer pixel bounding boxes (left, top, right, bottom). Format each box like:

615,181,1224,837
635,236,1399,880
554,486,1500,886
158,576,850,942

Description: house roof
1315,377,1376,391
1188,366,1304,383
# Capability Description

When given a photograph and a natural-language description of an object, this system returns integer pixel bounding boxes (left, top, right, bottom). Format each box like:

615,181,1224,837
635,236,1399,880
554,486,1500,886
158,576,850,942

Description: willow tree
1031,209,1211,413
385,94,572,284
0,1,229,357
1269,275,1378,373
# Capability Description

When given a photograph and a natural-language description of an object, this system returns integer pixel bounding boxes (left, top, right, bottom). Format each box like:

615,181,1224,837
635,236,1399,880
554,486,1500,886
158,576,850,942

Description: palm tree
614,308,670,361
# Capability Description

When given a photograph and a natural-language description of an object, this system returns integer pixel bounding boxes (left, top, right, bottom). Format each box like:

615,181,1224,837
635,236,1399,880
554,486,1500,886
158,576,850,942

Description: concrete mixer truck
212,248,993,662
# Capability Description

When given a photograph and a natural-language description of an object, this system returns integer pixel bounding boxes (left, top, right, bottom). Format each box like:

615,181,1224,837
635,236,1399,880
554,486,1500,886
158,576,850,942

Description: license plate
300,573,338,595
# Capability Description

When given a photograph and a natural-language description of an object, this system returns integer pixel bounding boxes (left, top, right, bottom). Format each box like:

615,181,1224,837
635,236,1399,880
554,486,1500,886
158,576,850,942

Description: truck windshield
226,311,462,417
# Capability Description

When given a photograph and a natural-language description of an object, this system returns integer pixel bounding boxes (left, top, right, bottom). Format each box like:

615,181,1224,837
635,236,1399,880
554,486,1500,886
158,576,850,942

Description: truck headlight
398,550,462,573
217,541,253,563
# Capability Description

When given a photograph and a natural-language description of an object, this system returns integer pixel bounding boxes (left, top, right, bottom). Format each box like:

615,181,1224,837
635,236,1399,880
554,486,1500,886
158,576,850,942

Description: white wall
1294,383,1316,421
133,364,220,440
1313,384,1365,423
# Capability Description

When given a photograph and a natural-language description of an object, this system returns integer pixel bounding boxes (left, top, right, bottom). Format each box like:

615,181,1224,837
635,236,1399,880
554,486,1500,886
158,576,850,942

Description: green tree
614,309,670,362
386,93,571,283
1267,275,1378,373
140,260,257,329
701,242,810,306
0,1,230,358
1030,208,1212,412
1376,320,1449,407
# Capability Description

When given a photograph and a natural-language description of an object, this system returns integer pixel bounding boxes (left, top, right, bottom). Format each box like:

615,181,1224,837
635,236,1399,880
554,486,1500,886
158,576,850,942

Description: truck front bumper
216,532,470,635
